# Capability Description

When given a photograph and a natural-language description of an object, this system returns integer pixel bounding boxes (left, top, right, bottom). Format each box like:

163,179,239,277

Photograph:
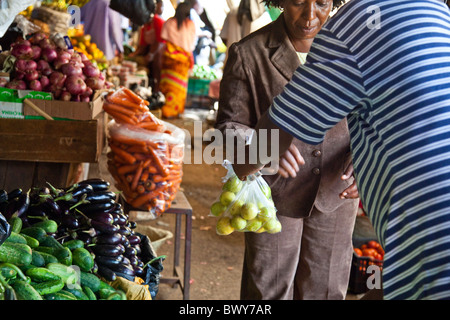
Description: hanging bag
109,0,156,26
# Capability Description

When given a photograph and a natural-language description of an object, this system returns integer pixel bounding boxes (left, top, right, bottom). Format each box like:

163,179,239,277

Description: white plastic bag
0,0,37,38
210,160,281,235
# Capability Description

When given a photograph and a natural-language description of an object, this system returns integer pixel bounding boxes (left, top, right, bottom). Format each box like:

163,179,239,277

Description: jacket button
312,168,320,175
312,150,322,157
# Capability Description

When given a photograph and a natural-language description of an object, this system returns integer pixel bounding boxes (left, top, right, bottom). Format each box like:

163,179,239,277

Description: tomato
362,248,378,258
354,248,363,256
374,253,383,261
360,244,368,250
376,246,385,256
368,240,380,249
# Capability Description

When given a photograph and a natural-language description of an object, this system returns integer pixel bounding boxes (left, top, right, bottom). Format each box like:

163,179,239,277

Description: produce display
210,164,281,235
190,64,220,81
3,32,106,102
69,29,108,71
103,87,185,215
353,240,384,262
0,178,154,300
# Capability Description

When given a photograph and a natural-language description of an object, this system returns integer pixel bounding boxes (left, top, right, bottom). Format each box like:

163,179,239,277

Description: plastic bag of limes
210,162,281,235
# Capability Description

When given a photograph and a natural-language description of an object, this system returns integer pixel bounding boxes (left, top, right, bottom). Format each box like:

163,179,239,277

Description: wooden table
124,191,193,300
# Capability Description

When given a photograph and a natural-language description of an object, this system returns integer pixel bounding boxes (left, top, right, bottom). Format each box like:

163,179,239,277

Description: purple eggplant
76,200,115,214
91,244,125,257
127,234,141,245
78,178,110,192
90,220,120,234
97,264,116,281
86,211,114,225
85,191,116,203
60,214,80,229
127,221,137,229
109,262,135,277
95,255,123,267
7,188,22,201
133,265,144,278
117,225,131,236
111,213,127,225
124,246,137,258
93,232,123,245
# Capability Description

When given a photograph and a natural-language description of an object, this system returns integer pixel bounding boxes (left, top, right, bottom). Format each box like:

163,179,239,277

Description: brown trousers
241,201,358,300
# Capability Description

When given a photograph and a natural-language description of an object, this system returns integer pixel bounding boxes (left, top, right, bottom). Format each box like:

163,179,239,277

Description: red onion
41,48,58,62
65,75,87,96
71,94,81,102
41,68,53,77
40,75,50,88
39,38,56,50
16,59,37,72
57,49,72,61
60,91,72,101
30,32,48,44
51,86,62,98
61,62,82,76
78,52,89,62
29,79,42,91
53,57,69,70
85,77,105,90
6,79,27,90
31,46,41,60
11,43,33,59
25,70,39,82
14,70,26,80
83,64,100,78
80,96,90,102
81,86,93,98
36,60,50,71
49,71,67,88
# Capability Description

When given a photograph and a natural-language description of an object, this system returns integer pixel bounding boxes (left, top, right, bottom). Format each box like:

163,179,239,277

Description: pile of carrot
103,87,183,215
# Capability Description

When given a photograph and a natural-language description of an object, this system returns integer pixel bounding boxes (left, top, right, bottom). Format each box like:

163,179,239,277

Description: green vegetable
72,247,94,272
62,239,84,251
31,251,45,267
80,271,101,292
0,242,32,266
32,220,58,234
35,246,56,255
31,278,64,295
98,288,116,300
0,263,28,282
44,291,77,300
46,263,78,286
53,247,72,266
106,292,122,300
40,236,64,250
37,251,58,265
21,234,40,248
0,273,16,300
82,285,96,300
5,232,27,245
9,216,22,233
0,264,17,279
20,227,47,243
26,267,61,282
63,284,89,300
12,280,43,300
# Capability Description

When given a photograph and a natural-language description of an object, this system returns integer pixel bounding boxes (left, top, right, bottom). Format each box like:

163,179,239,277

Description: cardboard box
0,87,105,120
0,112,105,163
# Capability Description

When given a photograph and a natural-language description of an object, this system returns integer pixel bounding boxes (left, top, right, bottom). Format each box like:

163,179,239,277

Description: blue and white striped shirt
269,0,450,300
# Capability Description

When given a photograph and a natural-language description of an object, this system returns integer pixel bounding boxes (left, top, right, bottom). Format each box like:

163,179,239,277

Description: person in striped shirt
233,0,450,300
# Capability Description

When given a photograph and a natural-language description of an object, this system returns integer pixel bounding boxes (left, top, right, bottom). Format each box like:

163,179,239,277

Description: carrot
140,169,149,182
117,163,140,175
125,145,148,153
147,145,169,176
103,102,136,117
131,162,144,191
147,165,158,174
136,122,164,131
130,188,164,208
106,110,138,125
136,185,146,194
110,134,146,147
122,87,145,104
107,92,146,111
110,144,136,164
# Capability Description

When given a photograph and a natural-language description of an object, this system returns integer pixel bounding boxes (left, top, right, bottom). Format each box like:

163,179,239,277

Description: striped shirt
269,0,450,300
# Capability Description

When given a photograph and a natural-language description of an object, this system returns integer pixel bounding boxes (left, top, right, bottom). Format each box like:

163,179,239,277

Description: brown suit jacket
215,14,356,218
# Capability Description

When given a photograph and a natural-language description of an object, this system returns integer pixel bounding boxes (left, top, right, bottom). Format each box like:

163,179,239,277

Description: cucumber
31,250,45,267
72,248,94,272
0,265,17,279
31,278,64,295
98,280,115,291
12,280,43,300
106,292,123,300
44,291,77,300
26,267,61,282
5,232,27,245
53,247,72,266
38,251,58,265
62,239,84,251
20,234,40,249
82,285,97,300
0,242,32,266
32,220,58,234
63,284,89,300
46,263,78,286
20,227,47,243
9,216,22,233
98,288,116,300
40,236,64,250
80,271,101,292
35,246,56,255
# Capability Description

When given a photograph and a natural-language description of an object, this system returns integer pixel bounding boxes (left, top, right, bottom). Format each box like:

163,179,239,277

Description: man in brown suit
215,0,358,300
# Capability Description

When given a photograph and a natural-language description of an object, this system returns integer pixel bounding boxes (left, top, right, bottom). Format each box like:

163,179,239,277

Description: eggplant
86,211,114,225
129,255,139,266
95,255,123,267
91,244,125,257
127,234,141,245
15,192,30,217
133,244,141,255
7,188,22,201
60,214,80,229
97,264,117,281
124,246,137,258
85,191,117,203
117,225,131,236
0,190,7,203
121,256,131,266
121,235,129,247
71,184,94,198
78,178,111,192
77,200,115,214
111,213,127,225
90,220,120,234
127,221,137,229
43,197,63,216
133,266,144,278
25,205,47,224
93,233,123,245
109,262,135,277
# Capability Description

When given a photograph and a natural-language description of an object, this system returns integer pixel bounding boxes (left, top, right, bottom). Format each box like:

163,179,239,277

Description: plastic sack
109,0,155,26
0,212,11,246
106,120,184,215
210,161,282,235
0,0,37,38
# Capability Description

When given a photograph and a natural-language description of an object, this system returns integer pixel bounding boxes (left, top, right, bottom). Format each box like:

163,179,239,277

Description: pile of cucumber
0,178,153,300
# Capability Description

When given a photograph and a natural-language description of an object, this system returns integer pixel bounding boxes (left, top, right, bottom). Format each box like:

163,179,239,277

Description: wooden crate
0,113,105,164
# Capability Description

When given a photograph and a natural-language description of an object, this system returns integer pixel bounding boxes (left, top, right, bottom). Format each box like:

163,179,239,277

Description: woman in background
158,2,196,118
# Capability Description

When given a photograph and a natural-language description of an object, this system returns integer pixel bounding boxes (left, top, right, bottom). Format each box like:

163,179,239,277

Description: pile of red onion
3,32,110,102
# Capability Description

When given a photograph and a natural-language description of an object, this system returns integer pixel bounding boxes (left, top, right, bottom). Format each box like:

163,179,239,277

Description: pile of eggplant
0,178,146,281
